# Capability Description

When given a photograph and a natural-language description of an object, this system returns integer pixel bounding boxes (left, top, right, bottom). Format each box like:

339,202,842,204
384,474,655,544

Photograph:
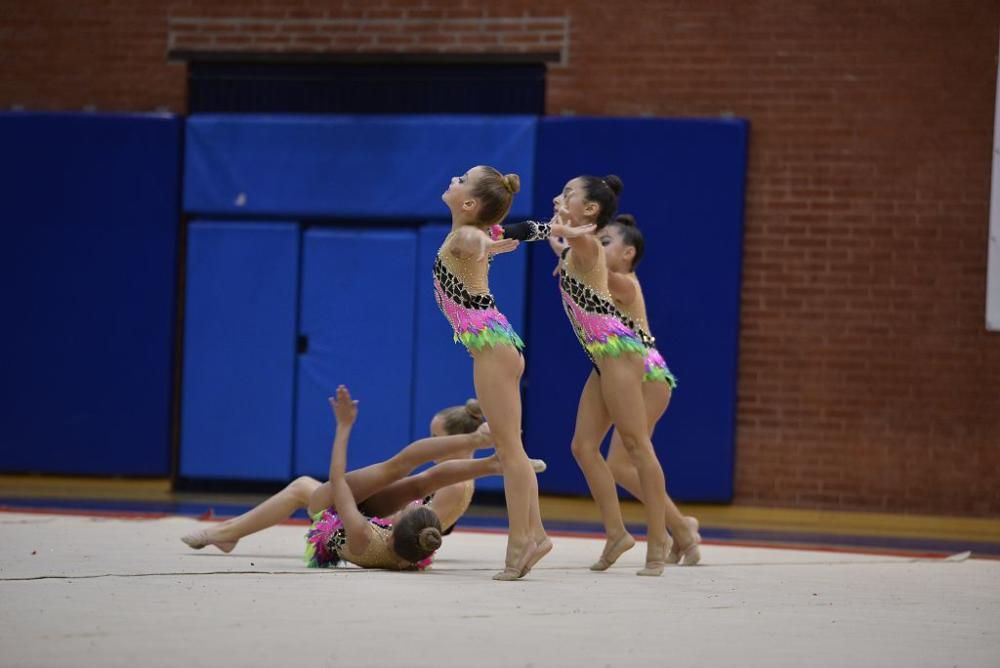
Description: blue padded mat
524,117,749,501
293,228,418,477
0,112,181,475
179,222,300,481
184,114,537,220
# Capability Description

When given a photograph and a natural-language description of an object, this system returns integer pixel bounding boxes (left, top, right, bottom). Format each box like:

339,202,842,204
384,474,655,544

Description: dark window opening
188,61,546,115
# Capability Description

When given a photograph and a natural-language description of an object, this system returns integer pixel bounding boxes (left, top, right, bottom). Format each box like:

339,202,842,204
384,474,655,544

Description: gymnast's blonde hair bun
436,400,483,435
464,398,484,421
502,173,521,194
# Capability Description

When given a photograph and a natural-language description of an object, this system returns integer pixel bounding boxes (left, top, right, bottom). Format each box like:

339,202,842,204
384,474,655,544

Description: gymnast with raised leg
434,165,550,580
182,387,545,570
549,213,701,565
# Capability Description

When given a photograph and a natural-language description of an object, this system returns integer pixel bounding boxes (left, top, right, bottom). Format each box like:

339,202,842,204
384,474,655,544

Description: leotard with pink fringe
432,226,524,352
558,253,645,364
631,328,678,388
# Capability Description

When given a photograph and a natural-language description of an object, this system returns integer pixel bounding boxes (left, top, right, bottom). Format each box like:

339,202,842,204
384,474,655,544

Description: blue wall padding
0,112,181,476
293,228,419,477
179,222,300,480
410,223,529,492
524,117,748,501
184,115,536,219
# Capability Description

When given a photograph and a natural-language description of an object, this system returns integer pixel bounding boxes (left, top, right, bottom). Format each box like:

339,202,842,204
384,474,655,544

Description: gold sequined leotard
336,522,404,569
305,511,433,570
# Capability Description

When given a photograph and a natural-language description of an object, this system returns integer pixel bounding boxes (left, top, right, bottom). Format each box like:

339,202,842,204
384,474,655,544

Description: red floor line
0,505,171,520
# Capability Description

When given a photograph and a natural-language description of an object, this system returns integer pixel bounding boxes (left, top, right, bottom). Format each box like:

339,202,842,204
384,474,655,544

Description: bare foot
590,532,636,571
637,539,668,577
666,516,702,566
493,539,540,581
181,529,238,554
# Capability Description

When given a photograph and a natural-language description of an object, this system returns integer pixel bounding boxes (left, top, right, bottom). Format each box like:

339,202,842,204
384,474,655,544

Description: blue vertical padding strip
0,112,180,475
179,222,299,480
410,224,528,491
527,117,748,501
294,228,418,477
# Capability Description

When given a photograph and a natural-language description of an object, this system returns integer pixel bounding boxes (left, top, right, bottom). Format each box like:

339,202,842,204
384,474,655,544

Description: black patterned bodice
433,256,496,311
559,267,629,320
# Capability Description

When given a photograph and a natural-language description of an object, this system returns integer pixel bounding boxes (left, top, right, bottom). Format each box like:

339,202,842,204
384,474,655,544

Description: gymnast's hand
329,385,358,427
549,221,596,239
480,236,520,260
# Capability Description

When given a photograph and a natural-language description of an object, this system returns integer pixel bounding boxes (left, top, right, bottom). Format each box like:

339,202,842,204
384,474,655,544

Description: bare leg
360,454,540,517
472,345,549,580
607,382,700,563
606,381,670,498
570,370,635,570
364,454,544,517
306,431,487,514
608,382,701,564
182,476,320,551
597,354,670,576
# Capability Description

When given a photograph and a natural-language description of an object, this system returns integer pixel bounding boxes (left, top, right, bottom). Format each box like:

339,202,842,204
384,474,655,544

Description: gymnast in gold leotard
182,389,545,570
434,165,550,580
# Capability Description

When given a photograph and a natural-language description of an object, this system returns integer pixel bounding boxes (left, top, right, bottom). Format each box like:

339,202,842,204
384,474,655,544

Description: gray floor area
2,512,998,668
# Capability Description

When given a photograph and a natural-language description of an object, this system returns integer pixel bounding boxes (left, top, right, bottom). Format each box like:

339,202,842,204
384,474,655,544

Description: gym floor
2,475,999,667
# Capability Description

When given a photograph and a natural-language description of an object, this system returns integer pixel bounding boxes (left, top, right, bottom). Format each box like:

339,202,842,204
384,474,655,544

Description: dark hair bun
614,213,637,227
418,527,443,551
604,174,623,196
464,398,484,421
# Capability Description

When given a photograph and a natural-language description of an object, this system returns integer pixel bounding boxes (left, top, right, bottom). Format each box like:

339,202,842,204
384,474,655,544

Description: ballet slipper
590,532,636,571
493,540,541,581
486,456,546,475
676,541,702,566
492,567,523,581
518,536,553,577
666,516,701,566
181,529,237,554
637,539,668,577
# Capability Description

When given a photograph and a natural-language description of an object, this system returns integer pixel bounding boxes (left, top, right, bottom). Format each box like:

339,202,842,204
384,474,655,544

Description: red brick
1,0,997,518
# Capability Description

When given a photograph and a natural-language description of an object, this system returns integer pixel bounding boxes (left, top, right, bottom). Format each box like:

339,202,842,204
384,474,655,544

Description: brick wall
2,0,998,516
167,14,569,60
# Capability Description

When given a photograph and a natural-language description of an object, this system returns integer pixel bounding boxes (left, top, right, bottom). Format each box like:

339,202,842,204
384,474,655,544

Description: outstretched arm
449,225,520,261
498,217,568,276
326,386,372,555
502,218,555,243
